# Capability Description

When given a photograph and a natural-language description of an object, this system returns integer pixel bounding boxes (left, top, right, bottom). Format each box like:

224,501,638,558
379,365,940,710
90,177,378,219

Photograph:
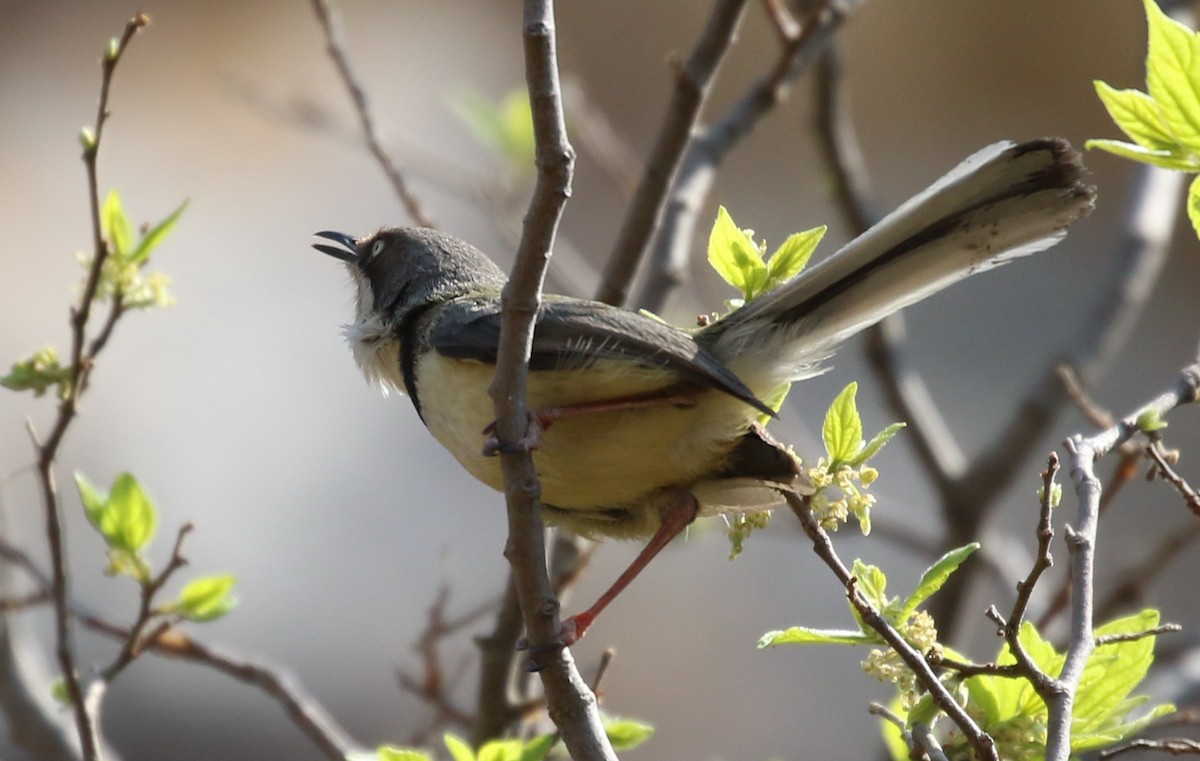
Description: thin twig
32,17,149,761
1099,737,1200,758
633,0,857,313
1146,440,1200,516
784,491,999,761
473,573,526,744
596,0,749,307
0,533,359,760
1054,360,1200,761
310,0,435,228
1094,623,1182,647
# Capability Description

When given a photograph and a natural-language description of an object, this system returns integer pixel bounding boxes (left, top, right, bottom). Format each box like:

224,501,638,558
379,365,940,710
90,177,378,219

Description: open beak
312,230,359,263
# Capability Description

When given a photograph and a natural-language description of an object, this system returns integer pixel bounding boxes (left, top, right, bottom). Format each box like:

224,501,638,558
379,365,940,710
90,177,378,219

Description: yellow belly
414,352,762,517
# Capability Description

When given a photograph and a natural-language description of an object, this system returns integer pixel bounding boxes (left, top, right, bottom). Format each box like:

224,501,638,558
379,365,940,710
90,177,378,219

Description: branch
487,2,614,758
1053,359,1200,761
0,535,357,761
784,491,999,761
310,0,435,228
596,0,748,306
633,0,856,313
30,17,149,760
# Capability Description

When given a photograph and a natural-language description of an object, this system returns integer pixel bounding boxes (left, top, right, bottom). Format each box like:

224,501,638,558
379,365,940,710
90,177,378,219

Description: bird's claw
482,414,546,457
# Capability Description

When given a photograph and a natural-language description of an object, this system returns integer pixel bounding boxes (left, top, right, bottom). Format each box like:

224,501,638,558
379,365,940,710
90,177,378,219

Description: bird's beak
312,230,359,263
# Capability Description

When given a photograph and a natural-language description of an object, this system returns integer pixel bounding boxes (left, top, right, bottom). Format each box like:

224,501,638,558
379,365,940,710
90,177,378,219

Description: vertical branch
32,16,149,761
1053,361,1200,761
595,0,748,307
488,2,614,758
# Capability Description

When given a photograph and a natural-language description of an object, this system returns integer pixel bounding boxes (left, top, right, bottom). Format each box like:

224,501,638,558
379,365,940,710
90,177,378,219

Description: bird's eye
370,239,386,258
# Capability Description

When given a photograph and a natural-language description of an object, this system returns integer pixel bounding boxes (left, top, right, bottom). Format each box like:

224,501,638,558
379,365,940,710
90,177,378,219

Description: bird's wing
428,295,772,415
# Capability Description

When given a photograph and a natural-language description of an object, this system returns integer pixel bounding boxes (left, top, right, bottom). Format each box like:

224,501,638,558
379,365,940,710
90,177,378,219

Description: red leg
482,389,700,456
558,493,700,645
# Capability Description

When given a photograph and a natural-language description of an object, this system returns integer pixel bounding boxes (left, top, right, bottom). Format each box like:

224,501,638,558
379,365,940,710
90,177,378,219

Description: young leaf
1075,610,1160,724
900,543,980,621
176,574,237,621
708,206,767,299
766,225,825,284
443,733,476,761
517,734,556,761
850,422,906,467
823,382,863,464
1,347,70,397
499,90,536,168
1085,138,1198,170
130,199,188,265
104,472,157,553
1144,0,1200,155
102,190,134,258
73,472,109,529
603,717,655,750
1093,81,1178,151
1189,174,1200,241
757,626,875,647
375,748,431,761
851,559,889,611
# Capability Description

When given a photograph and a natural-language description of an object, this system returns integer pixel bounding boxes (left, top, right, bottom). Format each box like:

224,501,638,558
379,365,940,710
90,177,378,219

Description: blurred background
2,1,1199,759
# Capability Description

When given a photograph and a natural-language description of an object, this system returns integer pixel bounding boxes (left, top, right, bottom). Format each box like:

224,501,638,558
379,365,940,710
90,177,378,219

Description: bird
313,137,1094,644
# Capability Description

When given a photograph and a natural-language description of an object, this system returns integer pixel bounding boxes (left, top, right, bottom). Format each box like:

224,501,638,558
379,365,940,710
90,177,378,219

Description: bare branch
310,0,435,228
1099,737,1200,759
1145,440,1200,516
597,0,749,306
486,3,614,758
1054,359,1200,761
634,0,856,313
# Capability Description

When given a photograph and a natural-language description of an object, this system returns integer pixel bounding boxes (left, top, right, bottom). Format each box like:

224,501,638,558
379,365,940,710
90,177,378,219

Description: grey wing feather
429,296,773,416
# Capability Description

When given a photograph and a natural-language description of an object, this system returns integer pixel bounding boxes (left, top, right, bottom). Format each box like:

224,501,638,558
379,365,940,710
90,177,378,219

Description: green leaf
850,422,906,467
823,382,863,464
603,717,655,750
851,559,889,611
375,747,432,761
765,225,825,285
50,678,70,706
449,88,535,171
499,90,536,168
176,574,237,621
1085,138,1199,170
102,190,134,258
900,543,980,621
707,206,767,299
1,347,70,397
104,473,157,553
130,199,188,265
517,734,556,761
443,733,476,761
1093,81,1178,151
1144,0,1200,154
757,626,875,647
1136,408,1168,432
477,740,519,761
1189,173,1200,242
1075,610,1160,724
73,472,108,528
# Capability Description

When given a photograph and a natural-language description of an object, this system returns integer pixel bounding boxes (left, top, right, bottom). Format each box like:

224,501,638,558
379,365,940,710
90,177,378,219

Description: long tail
703,138,1095,387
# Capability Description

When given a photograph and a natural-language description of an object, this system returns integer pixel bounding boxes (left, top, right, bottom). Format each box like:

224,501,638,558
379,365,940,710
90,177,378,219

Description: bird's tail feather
704,138,1095,386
